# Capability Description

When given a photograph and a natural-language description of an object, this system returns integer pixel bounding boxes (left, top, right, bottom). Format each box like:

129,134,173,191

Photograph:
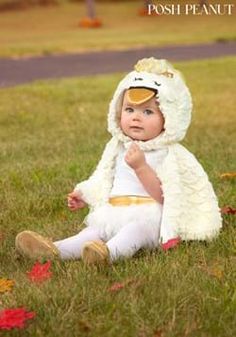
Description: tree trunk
86,0,96,19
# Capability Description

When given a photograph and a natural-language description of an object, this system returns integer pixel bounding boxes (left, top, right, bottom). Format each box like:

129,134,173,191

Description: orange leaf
199,261,224,280
0,279,14,293
79,17,102,28
220,172,236,179
206,266,224,280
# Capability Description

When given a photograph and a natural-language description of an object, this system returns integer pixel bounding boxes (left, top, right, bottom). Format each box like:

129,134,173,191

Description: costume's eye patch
154,81,161,86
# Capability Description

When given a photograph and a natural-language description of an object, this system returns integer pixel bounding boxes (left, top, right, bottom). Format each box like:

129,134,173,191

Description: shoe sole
15,230,58,259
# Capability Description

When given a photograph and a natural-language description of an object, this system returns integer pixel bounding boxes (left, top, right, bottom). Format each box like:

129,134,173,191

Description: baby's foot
15,230,59,259
82,240,110,265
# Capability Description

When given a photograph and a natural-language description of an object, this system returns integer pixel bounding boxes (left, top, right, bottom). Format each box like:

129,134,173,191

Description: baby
15,58,222,265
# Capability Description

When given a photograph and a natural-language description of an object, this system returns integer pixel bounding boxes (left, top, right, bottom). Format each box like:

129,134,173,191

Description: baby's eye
125,107,134,113
143,109,153,115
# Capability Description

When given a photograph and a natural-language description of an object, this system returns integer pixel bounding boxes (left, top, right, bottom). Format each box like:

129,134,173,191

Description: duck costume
15,58,222,264
75,58,221,235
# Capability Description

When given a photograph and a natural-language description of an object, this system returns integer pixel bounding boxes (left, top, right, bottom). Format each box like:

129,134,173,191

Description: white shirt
110,145,168,197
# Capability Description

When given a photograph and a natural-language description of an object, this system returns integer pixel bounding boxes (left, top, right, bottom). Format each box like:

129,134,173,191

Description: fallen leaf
0,308,35,330
161,237,181,251
153,329,163,337
78,319,92,332
220,172,236,179
108,278,136,293
221,206,236,215
0,279,14,293
206,266,224,280
199,262,224,280
212,268,224,279
27,260,52,283
0,232,4,242
108,282,125,292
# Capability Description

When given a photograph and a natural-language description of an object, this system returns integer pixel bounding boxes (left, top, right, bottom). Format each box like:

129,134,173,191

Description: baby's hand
67,191,87,211
125,143,146,171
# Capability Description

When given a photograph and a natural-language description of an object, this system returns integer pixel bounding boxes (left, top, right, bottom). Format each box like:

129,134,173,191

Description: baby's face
120,91,164,141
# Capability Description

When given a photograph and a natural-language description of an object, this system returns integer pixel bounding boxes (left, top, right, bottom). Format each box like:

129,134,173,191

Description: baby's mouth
130,126,143,130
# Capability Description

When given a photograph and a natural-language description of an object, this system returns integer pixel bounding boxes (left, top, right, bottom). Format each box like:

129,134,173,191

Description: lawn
0,57,235,337
0,1,236,57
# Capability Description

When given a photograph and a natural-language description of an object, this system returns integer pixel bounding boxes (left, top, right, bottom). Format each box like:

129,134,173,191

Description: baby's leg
106,221,159,261
54,226,101,260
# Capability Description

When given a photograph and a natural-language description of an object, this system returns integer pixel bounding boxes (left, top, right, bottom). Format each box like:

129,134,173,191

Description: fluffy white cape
75,63,222,242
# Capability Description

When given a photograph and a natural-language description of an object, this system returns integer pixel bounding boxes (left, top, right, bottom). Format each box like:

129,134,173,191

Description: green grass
0,57,236,337
0,1,236,57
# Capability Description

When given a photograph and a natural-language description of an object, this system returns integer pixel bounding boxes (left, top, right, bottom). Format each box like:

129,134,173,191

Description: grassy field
0,57,236,336
0,1,236,57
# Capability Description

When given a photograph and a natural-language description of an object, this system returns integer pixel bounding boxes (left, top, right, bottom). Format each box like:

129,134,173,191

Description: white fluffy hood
108,63,192,149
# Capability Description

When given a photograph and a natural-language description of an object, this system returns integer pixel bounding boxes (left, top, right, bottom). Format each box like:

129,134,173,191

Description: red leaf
108,278,137,293
0,308,35,330
221,206,236,215
161,237,181,251
108,282,125,292
27,260,52,283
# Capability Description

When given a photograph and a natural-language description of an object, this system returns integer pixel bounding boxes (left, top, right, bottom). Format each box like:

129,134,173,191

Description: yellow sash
109,196,156,207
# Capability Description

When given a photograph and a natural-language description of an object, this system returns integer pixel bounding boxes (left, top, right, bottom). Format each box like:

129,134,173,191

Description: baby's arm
125,143,164,204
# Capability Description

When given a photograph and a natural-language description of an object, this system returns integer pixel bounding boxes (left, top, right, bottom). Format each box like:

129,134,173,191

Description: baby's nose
132,110,142,120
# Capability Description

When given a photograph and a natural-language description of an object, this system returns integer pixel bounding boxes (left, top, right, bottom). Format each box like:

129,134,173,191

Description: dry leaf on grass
221,206,236,215
220,172,236,179
108,278,139,293
0,279,14,293
27,260,52,283
0,308,35,330
199,262,224,280
153,329,163,337
0,232,4,242
206,266,224,280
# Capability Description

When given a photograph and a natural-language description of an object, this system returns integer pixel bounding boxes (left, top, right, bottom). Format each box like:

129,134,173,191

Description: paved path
0,41,236,88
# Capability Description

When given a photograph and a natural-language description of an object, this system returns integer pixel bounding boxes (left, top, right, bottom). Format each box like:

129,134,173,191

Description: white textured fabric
54,210,162,261
85,202,163,242
107,219,160,261
75,62,222,243
54,227,100,260
110,146,167,197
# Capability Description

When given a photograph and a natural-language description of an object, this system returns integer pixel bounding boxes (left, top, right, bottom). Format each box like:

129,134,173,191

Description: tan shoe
81,240,110,265
15,230,59,259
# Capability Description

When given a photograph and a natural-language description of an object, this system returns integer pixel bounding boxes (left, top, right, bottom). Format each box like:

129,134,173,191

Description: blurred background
0,0,235,58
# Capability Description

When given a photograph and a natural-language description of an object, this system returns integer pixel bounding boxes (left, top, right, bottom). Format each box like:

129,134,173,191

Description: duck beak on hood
107,62,192,149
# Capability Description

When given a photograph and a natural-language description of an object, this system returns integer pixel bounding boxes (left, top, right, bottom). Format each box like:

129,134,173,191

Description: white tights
54,221,159,262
